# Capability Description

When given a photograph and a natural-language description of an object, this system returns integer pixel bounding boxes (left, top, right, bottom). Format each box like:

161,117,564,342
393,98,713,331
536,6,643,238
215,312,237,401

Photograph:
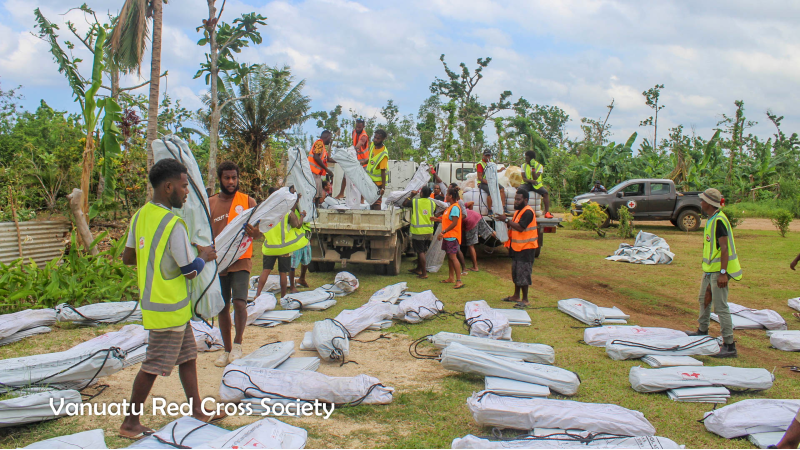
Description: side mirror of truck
616,192,624,198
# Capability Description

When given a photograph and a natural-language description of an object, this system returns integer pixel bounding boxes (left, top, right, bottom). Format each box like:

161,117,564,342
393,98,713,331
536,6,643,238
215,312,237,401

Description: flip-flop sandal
468,268,479,272
513,303,531,309
501,297,515,302
297,282,310,288
119,430,154,440
440,280,454,284
454,283,465,289
200,412,228,423
793,313,800,320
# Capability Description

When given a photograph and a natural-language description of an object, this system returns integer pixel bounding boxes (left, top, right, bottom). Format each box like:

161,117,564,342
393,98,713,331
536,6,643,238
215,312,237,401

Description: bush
617,205,635,238
570,201,608,237
771,209,793,238
721,207,742,229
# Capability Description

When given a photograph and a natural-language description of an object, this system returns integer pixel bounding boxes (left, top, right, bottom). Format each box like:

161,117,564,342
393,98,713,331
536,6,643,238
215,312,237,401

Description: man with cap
590,181,607,193
520,150,554,219
686,188,741,358
476,150,505,213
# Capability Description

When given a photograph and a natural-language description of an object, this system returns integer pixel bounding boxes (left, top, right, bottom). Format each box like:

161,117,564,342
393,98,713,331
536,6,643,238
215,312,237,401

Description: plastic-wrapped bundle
152,136,224,321
424,225,446,273
369,282,407,304
0,309,56,341
191,320,224,352
465,300,511,340
253,310,302,327
605,335,720,360
281,289,336,310
462,188,490,216
428,332,554,364
485,163,508,242
70,324,148,354
770,331,800,351
558,298,629,326
331,146,381,205
206,417,307,449
629,366,774,393
127,417,229,449
441,342,578,395
304,299,337,311
452,434,681,449
703,399,800,439
219,364,394,405
275,357,320,371
790,297,800,312
384,162,431,207
503,187,543,216
396,291,444,323
285,146,317,224
641,355,703,368
23,429,107,449
484,376,550,398
55,301,141,325
584,326,687,347
466,392,656,436
711,302,787,330
667,386,730,403
0,326,51,346
216,188,298,272
334,302,393,338
606,231,675,265
242,293,276,326
312,319,350,361
320,272,360,296
0,390,81,428
230,341,295,368
495,308,531,326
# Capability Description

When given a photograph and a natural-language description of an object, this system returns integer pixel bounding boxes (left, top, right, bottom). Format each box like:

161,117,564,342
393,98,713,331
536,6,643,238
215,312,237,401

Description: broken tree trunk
67,188,98,256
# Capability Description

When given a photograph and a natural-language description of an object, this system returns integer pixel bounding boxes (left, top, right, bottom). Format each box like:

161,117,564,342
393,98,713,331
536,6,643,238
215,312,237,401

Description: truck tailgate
311,208,409,234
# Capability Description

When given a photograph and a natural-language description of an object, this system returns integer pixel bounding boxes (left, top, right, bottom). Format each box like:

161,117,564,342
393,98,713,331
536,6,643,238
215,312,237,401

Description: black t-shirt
715,218,729,242
509,210,535,262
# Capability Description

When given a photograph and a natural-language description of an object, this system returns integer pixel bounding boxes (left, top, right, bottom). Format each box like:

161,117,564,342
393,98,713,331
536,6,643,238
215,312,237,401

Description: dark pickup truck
571,179,704,231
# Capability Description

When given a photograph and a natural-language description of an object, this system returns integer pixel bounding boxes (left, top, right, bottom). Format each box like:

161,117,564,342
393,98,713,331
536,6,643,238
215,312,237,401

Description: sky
1,0,799,148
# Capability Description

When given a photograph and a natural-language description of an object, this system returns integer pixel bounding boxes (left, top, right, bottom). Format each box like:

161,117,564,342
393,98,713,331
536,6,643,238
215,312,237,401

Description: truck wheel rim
683,216,696,228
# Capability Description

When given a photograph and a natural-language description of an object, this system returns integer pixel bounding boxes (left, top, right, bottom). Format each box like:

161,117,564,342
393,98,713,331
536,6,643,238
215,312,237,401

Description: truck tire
677,210,701,232
387,242,402,276
600,211,611,229
307,261,319,273
670,218,677,226
318,261,336,272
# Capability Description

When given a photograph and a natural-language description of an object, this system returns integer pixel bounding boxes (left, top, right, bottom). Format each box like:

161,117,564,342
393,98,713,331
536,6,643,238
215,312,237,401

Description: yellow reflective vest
523,160,544,189
366,143,388,184
702,211,742,280
262,212,309,256
411,197,435,235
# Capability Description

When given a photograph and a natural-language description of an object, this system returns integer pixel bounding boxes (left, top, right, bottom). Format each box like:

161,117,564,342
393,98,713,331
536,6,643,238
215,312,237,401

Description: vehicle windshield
607,181,629,194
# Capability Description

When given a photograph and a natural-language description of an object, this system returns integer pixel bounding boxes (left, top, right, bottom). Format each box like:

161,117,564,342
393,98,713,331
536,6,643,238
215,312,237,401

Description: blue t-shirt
445,205,461,241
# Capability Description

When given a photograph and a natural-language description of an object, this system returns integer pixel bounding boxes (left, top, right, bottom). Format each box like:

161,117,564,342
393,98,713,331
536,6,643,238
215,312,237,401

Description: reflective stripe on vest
227,191,253,260
504,205,539,251
353,130,370,167
411,198,435,235
308,139,328,175
702,211,742,280
524,161,544,189
366,143,388,183
442,203,462,244
133,203,192,329
261,212,309,256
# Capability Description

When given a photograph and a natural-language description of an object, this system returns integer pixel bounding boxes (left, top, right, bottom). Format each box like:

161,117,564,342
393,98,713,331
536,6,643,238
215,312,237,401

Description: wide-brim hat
699,188,722,208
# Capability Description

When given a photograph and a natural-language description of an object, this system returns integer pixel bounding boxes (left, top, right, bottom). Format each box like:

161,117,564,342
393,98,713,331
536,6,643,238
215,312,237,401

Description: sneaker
685,329,708,336
229,343,243,363
544,212,554,219
711,342,737,358
214,352,230,368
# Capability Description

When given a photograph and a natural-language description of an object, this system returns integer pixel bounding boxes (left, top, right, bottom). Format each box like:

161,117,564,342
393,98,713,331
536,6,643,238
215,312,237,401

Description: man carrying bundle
308,131,334,204
336,118,370,199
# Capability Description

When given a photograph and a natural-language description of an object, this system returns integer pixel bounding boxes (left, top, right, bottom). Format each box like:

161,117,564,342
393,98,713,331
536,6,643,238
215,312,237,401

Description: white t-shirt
126,203,195,280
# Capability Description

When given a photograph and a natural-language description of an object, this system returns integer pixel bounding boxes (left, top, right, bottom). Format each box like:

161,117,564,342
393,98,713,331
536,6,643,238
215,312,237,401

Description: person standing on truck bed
404,186,435,279
208,161,262,367
520,150,554,219
336,119,370,199
685,188,741,358
435,187,465,289
308,130,334,205
431,168,446,201
497,189,538,308
477,150,506,214
366,129,389,210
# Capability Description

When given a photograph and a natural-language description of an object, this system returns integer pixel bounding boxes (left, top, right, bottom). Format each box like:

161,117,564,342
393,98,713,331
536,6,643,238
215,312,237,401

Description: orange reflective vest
308,139,328,175
227,191,253,259
504,205,539,251
442,203,462,244
353,130,370,167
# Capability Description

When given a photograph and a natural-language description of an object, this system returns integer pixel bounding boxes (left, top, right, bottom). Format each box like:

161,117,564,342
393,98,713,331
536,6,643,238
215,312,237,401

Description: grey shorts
141,325,196,377
464,226,479,246
263,254,291,273
312,173,324,199
512,260,533,287
219,270,250,303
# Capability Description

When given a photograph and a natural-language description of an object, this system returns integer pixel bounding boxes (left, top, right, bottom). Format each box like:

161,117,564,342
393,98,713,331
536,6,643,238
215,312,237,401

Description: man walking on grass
209,161,262,367
497,189,538,308
120,159,222,439
685,188,741,358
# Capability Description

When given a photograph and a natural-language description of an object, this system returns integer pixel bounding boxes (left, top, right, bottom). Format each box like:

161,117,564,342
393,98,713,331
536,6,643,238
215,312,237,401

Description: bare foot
119,423,154,440
297,280,309,288
468,268,479,272
418,274,428,279
289,288,299,294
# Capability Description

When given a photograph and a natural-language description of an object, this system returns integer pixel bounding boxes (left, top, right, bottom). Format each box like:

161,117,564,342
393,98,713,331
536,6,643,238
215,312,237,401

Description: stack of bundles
0,390,81,428
0,309,56,346
190,320,224,352
311,319,350,361
466,392,656,436
605,335,720,361
331,146,381,205
0,324,148,392
441,342,578,396
383,162,431,207
393,290,444,323
280,290,336,311
242,293,276,326
219,364,394,405
462,189,490,216
253,310,302,328
711,302,787,330
790,297,800,312
465,300,511,340
768,330,800,352
428,332,555,364
484,162,508,242
484,376,550,398
334,302,394,338
503,186,543,217
667,386,730,403
452,433,680,449
494,308,531,326
275,356,320,371
369,282,407,304
230,341,295,368
629,366,774,393
285,146,318,224
23,429,106,449
641,355,703,368
55,301,141,325
319,272,360,296
584,326,687,347
606,231,675,265
703,399,800,447
558,298,629,326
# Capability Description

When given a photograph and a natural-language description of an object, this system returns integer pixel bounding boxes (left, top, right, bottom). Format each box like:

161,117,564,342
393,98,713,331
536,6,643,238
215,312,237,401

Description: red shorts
441,239,460,254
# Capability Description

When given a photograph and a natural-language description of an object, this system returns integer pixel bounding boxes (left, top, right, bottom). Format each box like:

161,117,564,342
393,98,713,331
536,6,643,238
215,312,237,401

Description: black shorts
263,255,291,273
479,182,490,194
219,270,250,303
519,183,548,197
412,238,431,254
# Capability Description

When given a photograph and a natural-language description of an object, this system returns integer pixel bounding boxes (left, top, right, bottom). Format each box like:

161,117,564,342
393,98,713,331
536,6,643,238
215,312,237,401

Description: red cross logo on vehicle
627,200,637,209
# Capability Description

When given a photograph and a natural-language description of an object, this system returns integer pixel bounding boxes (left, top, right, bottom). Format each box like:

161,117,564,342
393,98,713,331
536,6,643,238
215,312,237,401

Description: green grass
1,225,799,448
730,200,798,218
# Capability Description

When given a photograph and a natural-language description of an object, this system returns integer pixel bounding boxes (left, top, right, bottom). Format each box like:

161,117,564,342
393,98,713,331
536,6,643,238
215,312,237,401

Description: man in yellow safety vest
685,188,742,358
120,159,221,439
520,150,554,219
404,186,435,279
366,129,389,210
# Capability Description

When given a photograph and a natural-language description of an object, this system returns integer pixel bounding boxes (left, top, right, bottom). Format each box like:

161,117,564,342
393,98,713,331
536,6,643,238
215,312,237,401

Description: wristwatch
720,269,727,275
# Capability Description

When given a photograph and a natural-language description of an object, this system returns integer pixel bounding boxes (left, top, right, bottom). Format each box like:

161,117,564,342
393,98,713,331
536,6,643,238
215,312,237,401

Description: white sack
334,302,393,338
153,136,224,321
396,290,444,323
384,162,430,207
231,341,295,368
789,297,800,312
485,163,509,242
641,355,703,368
605,335,720,360
462,188,490,216
606,231,675,265
24,429,106,449
441,342,578,396
558,298,628,326
584,326,687,347
207,417,307,449
465,300,511,340
0,390,81,428
425,225,446,273
0,326,51,346
711,302,787,330
242,293,276,326
369,282,407,304
430,332,555,364
312,319,350,361
629,365,774,393
331,146,381,204
368,320,394,331
770,331,800,351
0,309,56,340
70,324,148,354
281,289,335,310
320,272,359,296
466,392,655,436
55,301,141,325
285,146,317,223
191,320,224,352
484,377,550,398
128,417,229,449
219,364,394,404
451,434,681,449
703,399,800,439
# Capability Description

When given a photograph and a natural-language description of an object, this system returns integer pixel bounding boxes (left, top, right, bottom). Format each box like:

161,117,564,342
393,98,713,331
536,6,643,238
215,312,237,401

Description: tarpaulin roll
191,320,224,352
629,365,774,393
429,332,554,364
368,282,407,304
703,399,800,439
0,390,81,428
485,162,508,242
396,290,444,323
55,302,141,325
312,318,350,361
605,335,720,360
770,331,800,351
206,417,307,449
584,326,687,347
285,146,317,223
331,146,380,204
384,162,430,207
334,302,393,338
711,302,787,330
451,434,681,449
0,309,56,342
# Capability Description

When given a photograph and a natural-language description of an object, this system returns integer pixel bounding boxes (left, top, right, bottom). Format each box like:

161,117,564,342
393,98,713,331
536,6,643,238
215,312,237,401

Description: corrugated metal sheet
0,221,70,265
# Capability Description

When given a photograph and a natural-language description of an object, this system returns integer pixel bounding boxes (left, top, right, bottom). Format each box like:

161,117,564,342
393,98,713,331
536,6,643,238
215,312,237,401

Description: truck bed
310,208,410,236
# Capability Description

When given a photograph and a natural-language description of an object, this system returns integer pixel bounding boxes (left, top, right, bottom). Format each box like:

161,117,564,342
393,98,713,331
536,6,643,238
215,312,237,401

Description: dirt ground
554,213,800,232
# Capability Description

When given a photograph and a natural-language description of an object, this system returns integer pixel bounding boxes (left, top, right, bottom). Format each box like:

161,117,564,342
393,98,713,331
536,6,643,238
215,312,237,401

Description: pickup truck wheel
387,243,402,276
670,218,677,226
600,212,611,229
677,210,701,232
307,261,319,273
